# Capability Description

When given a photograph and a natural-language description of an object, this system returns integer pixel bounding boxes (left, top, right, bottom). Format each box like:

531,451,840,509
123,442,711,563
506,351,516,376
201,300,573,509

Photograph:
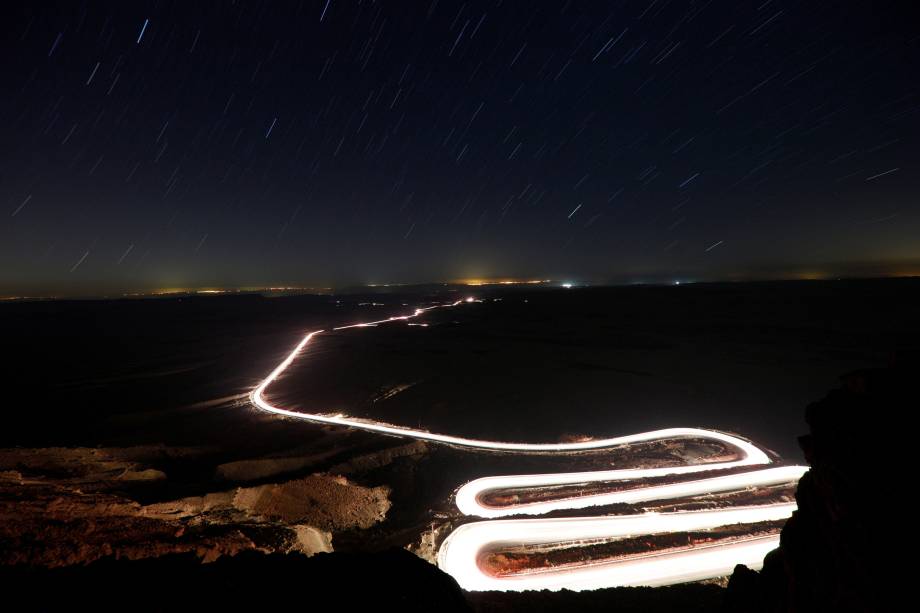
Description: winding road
250,298,807,591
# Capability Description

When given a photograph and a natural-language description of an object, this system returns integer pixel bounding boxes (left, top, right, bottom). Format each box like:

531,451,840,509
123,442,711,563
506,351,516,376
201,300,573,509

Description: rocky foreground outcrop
724,366,899,612
0,548,473,612
0,444,391,566
0,546,726,612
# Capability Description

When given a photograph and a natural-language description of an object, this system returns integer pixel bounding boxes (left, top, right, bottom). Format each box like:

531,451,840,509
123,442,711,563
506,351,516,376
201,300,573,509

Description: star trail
1,1,918,296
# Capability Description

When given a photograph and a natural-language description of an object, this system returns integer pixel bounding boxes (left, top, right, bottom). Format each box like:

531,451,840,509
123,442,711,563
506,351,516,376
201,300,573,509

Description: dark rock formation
0,546,729,612
468,583,724,612
725,362,904,612
0,548,472,612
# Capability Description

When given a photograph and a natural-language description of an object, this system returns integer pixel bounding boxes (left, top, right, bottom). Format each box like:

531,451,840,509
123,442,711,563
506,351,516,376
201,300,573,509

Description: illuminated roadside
250,299,806,591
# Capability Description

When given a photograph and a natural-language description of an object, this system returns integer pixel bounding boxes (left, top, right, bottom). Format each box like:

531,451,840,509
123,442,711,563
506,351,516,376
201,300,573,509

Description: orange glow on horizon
454,278,551,286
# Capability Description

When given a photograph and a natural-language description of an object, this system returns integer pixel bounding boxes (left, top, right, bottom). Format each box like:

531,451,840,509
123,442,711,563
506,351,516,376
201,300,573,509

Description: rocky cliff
725,364,902,612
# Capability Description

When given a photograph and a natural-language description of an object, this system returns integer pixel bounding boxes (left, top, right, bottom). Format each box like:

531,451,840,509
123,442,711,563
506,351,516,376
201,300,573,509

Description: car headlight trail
250,299,806,591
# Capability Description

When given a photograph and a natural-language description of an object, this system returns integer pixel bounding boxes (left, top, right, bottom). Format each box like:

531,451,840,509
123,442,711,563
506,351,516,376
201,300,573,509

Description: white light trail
137,19,149,45
455,464,807,518
250,298,807,591
438,506,796,591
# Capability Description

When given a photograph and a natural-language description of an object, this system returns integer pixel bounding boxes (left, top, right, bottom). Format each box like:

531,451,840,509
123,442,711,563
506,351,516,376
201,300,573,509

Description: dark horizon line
3,272,919,303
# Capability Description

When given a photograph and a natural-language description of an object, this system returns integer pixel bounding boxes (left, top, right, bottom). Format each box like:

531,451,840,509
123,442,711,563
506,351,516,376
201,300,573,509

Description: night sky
2,1,919,296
